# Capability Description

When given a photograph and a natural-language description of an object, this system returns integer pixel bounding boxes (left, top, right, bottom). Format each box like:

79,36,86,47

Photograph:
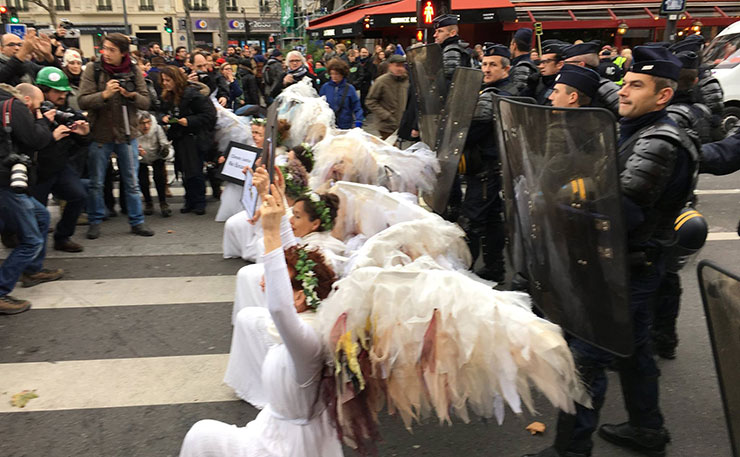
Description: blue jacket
319,78,364,129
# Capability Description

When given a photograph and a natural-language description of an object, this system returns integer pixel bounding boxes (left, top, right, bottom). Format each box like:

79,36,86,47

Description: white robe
225,219,347,406
180,249,344,457
215,182,245,222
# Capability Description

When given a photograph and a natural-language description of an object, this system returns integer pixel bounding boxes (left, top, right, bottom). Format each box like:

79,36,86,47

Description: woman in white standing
180,183,343,457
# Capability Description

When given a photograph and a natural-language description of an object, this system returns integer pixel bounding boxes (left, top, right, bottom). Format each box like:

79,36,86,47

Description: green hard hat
36,66,72,91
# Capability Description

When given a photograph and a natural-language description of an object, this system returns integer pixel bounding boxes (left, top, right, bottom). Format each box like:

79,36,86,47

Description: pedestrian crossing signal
9,7,18,23
423,1,434,24
164,17,173,34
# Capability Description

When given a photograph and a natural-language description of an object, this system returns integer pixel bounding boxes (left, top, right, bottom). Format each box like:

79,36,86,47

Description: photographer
188,52,228,107
158,65,216,215
31,67,90,253
0,29,59,86
78,32,154,239
0,83,61,315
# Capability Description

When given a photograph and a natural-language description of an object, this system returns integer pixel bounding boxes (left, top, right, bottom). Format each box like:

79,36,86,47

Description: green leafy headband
295,247,320,310
300,142,314,166
251,117,267,126
308,192,334,231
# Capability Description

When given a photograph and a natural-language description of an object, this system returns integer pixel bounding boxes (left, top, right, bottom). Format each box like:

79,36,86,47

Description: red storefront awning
452,0,514,10
308,0,416,37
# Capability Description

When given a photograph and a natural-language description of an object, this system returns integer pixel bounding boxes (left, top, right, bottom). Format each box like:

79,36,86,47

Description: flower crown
299,142,315,166
308,192,334,231
251,117,267,126
279,164,310,199
295,247,321,310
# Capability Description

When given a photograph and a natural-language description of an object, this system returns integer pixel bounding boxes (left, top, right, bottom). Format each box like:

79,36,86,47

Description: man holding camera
78,33,153,239
188,52,228,107
0,83,61,314
31,67,90,252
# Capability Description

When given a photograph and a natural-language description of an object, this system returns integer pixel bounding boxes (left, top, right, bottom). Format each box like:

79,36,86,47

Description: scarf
102,53,132,75
288,64,309,81
618,109,668,147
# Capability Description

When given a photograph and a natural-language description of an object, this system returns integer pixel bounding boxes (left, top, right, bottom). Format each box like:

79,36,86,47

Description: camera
40,101,87,128
166,107,181,125
60,20,73,29
3,153,31,194
112,72,137,93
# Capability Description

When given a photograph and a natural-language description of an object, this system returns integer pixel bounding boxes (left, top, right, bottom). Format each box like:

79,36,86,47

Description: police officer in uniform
458,43,513,282
432,14,473,85
597,49,623,83
507,28,541,97
561,41,621,118
669,35,725,140
535,40,568,105
666,50,713,144
547,64,600,109
525,46,699,457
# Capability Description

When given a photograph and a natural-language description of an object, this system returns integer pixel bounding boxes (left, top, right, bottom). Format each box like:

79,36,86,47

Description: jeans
0,189,49,296
139,159,167,204
31,164,87,242
234,104,258,116
556,260,665,455
87,140,144,226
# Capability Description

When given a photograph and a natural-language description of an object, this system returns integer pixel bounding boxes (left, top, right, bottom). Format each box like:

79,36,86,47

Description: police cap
542,39,569,56
483,43,511,59
675,50,700,70
513,28,533,45
555,65,600,99
433,14,458,29
629,45,683,81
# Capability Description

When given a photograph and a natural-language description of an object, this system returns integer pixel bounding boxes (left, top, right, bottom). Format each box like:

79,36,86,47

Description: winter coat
365,72,409,134
319,78,363,129
239,71,261,105
78,60,150,144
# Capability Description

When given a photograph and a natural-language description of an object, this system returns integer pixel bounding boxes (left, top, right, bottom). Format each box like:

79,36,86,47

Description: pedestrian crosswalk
0,181,737,457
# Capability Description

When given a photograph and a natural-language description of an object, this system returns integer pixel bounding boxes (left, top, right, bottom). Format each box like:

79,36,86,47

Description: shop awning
506,0,740,31
308,0,416,38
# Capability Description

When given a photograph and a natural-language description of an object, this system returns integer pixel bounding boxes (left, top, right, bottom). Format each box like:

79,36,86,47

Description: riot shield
424,67,483,214
698,261,740,457
496,98,632,356
407,44,446,148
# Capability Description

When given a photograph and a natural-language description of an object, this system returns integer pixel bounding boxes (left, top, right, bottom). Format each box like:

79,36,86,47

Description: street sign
5,23,26,39
534,22,543,36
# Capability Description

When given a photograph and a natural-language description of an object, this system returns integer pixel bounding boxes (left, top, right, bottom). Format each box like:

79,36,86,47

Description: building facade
11,0,282,57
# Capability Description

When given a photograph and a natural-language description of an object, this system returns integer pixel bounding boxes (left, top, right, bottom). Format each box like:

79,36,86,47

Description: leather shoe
180,206,192,214
0,295,31,314
523,446,589,457
21,268,64,288
131,223,154,237
54,239,84,253
193,208,206,215
86,224,101,240
598,422,669,457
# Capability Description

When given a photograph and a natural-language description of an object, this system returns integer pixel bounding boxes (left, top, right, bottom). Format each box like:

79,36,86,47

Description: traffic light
0,6,8,25
164,17,173,34
416,0,438,28
416,29,424,42
8,6,17,23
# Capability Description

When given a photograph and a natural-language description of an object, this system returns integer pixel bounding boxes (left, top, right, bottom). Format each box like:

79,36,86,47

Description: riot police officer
526,46,700,457
561,41,621,118
432,14,473,85
547,64,600,109
536,40,568,105
458,43,513,282
507,28,541,97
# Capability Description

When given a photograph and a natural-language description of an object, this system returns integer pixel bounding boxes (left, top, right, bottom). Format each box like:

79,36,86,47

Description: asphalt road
0,169,738,457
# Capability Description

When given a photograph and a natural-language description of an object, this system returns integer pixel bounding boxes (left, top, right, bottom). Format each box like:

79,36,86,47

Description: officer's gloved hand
354,121,362,128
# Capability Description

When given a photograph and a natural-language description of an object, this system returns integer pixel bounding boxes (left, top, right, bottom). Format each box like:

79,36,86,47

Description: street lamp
692,20,703,33
617,22,629,35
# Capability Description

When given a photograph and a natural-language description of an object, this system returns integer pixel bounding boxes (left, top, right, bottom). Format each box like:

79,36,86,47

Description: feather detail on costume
212,101,255,151
310,130,439,194
317,257,589,451
274,78,336,148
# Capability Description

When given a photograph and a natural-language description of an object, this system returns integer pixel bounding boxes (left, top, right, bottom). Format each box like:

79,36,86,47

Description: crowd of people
0,13,739,457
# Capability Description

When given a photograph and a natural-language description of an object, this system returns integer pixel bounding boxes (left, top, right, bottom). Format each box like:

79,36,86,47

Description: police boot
651,328,678,360
522,447,588,457
598,422,670,456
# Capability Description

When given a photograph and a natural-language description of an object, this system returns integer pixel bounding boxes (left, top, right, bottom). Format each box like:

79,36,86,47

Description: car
705,20,740,134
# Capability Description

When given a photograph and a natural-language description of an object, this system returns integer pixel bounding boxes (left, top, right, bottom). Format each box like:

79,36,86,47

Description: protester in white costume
215,117,259,222
225,167,345,407
223,145,314,261
180,184,344,457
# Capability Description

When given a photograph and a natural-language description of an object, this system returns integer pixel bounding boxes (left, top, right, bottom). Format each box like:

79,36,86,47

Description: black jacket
158,86,216,142
35,106,91,183
0,55,59,86
0,88,54,188
240,71,261,106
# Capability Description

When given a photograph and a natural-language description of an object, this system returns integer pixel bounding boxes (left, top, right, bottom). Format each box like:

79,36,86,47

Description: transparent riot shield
496,98,632,356
407,44,446,148
698,261,740,457
424,67,483,215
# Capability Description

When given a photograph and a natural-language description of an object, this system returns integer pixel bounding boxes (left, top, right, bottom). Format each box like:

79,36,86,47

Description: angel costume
213,107,256,222
225,225,346,406
180,219,343,457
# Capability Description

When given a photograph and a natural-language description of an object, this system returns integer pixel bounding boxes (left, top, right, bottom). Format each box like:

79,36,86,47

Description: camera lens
10,163,28,194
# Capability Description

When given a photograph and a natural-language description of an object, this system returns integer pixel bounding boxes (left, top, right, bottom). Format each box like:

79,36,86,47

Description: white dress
225,219,347,406
223,210,263,261
180,249,344,457
215,182,245,222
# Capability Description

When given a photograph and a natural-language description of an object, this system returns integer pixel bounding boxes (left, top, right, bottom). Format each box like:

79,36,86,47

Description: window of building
226,0,238,12
188,0,209,11
97,0,113,11
139,0,154,11
54,0,70,11
13,0,28,12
